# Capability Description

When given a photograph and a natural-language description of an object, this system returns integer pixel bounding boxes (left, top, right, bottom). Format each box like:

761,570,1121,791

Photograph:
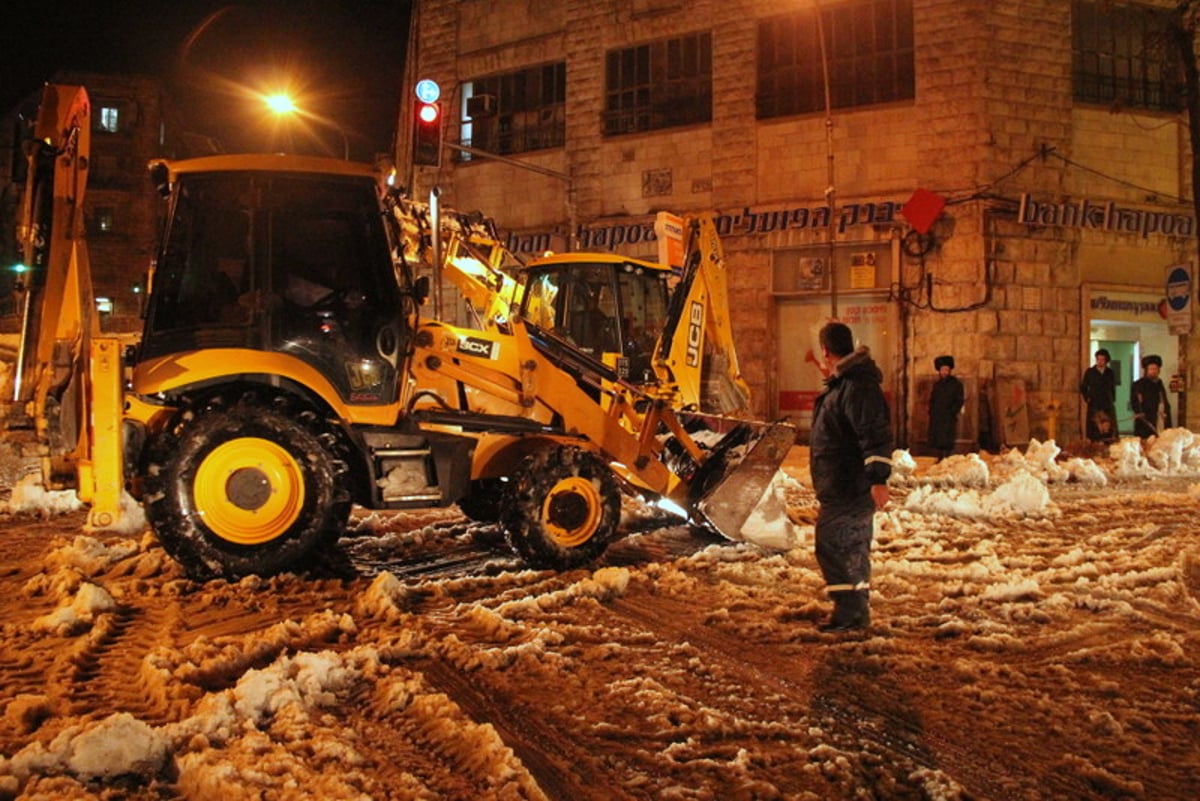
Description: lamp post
264,93,350,160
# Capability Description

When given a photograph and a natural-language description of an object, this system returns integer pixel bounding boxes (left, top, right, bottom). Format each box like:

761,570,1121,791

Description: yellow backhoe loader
6,84,793,579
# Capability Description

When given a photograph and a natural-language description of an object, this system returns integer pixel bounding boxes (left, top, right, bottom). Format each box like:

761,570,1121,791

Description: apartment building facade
402,0,1197,449
1,72,189,334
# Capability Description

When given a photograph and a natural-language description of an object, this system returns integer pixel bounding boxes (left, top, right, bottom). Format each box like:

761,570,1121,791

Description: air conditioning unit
466,94,497,120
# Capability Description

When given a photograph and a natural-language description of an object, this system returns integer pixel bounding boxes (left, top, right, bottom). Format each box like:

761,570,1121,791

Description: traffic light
412,100,442,167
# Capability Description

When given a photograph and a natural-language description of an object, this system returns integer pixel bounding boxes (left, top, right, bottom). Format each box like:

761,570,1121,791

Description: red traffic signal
413,101,442,167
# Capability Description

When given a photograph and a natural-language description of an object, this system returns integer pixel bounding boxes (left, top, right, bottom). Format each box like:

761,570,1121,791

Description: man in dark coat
809,322,893,632
1079,348,1117,443
1132,354,1171,438
929,355,964,460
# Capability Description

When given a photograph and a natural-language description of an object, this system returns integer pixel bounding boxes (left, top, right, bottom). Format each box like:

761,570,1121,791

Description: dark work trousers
814,501,874,592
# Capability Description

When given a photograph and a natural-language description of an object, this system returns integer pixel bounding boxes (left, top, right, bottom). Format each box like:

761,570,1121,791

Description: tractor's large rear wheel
145,395,350,580
500,445,620,569
457,478,505,523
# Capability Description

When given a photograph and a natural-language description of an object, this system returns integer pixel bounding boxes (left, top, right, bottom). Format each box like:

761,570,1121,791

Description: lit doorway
1096,338,1135,434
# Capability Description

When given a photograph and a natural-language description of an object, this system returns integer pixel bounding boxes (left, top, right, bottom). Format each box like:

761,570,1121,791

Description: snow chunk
924,453,990,488
737,470,801,551
889,449,917,482
32,582,116,635
7,713,167,783
982,470,1053,518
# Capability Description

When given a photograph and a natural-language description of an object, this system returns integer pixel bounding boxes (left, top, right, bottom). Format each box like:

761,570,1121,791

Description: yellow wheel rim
193,437,304,546
541,476,602,548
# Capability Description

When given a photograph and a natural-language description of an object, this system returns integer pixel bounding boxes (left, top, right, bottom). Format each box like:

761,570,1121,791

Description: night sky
0,1,412,160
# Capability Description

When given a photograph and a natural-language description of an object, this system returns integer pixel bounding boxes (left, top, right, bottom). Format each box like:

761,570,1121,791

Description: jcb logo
457,336,499,360
686,301,704,367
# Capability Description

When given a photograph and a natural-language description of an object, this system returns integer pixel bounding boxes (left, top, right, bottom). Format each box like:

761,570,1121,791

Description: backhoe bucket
687,422,796,541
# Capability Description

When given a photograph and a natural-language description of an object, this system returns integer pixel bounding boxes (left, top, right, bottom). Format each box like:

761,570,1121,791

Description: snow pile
1110,437,1155,478
1143,428,1200,474
1062,457,1108,485
923,453,990,487
3,473,83,516
905,469,1053,519
991,440,1069,484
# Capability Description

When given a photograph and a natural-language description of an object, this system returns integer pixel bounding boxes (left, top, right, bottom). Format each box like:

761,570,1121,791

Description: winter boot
818,589,870,632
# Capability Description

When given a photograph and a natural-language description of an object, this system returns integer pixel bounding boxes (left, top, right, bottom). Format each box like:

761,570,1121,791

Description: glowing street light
263,92,349,160
265,93,298,115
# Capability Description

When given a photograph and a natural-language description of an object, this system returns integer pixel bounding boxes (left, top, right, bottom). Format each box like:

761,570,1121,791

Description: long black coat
1079,365,1116,441
810,347,893,508
929,375,964,452
1131,376,1172,438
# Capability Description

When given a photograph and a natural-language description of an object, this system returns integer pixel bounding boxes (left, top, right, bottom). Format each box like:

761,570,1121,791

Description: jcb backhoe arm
655,213,752,416
11,84,124,527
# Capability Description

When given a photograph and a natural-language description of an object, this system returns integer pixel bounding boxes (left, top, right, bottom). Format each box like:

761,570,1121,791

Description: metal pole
813,0,837,320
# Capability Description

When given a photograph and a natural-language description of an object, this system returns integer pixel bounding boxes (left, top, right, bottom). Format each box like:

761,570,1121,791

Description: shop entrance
1085,286,1175,437
1096,338,1136,434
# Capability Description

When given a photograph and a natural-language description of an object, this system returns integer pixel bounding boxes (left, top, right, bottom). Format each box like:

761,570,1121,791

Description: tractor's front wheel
145,396,349,580
500,446,620,569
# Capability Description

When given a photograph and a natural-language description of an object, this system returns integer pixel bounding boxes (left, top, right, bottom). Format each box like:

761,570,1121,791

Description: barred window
461,62,566,158
757,0,914,119
604,31,712,136
1072,1,1180,111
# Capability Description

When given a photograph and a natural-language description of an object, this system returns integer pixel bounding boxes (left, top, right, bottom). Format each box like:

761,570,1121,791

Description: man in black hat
1132,354,1171,438
929,355,964,461
810,321,893,632
1079,348,1117,444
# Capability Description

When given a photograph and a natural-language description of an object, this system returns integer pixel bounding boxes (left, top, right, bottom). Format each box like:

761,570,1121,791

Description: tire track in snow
415,654,628,801
606,593,1022,799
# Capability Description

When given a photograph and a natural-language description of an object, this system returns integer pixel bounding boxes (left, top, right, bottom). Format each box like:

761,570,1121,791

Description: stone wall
408,0,1199,445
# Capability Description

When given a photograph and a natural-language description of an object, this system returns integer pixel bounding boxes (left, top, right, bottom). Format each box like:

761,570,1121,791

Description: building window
757,0,914,119
604,31,712,136
461,62,566,158
97,106,121,133
1073,1,1181,111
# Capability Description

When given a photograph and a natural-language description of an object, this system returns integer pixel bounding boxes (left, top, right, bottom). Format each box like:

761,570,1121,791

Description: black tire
500,445,620,570
144,395,350,580
457,478,506,523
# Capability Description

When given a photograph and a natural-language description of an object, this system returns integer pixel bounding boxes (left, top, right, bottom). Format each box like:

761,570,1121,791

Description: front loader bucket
687,422,796,540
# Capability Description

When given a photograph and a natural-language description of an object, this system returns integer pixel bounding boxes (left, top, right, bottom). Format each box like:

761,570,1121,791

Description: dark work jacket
810,347,894,507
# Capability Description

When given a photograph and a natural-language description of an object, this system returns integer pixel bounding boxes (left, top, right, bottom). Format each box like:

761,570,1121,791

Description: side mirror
148,161,170,198
413,275,431,306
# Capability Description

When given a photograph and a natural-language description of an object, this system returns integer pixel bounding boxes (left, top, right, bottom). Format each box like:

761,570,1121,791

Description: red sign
902,188,946,234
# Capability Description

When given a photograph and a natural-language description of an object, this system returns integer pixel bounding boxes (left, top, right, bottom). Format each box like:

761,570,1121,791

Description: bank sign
1165,263,1193,335
1018,194,1195,239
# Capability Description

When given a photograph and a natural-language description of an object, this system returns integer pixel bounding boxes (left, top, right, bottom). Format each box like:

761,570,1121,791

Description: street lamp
263,93,350,160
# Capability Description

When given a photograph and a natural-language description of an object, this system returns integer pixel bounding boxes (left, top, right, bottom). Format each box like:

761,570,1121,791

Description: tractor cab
141,156,408,405
520,253,672,385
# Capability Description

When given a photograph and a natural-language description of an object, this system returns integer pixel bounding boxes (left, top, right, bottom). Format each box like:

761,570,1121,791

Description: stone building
402,0,1197,450
0,72,191,333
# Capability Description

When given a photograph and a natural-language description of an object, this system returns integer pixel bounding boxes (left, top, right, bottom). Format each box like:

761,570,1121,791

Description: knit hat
934,355,955,371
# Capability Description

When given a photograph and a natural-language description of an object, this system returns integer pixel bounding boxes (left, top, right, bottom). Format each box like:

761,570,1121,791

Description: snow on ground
1,434,1199,799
